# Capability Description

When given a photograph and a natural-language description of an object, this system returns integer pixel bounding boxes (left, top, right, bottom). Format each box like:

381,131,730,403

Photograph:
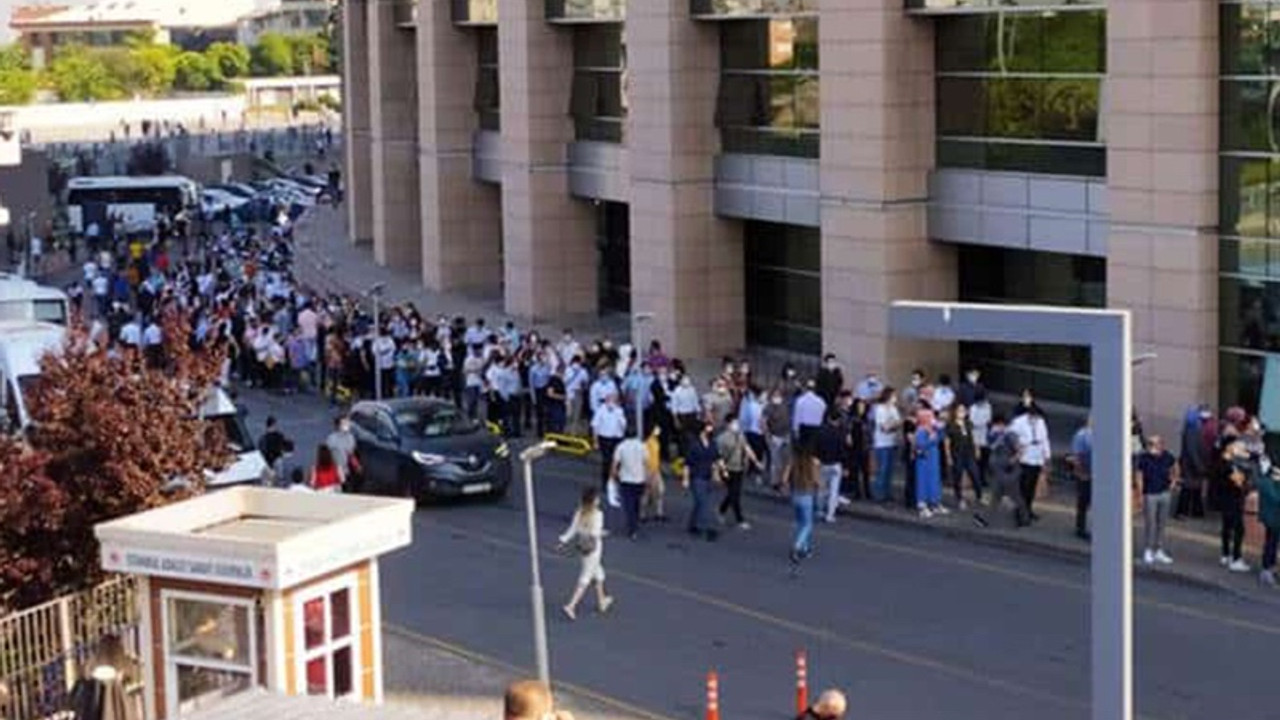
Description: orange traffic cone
795,650,809,714
706,671,720,720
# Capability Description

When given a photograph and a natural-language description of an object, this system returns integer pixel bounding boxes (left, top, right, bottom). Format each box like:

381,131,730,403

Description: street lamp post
365,281,386,400
633,312,654,441
521,440,557,686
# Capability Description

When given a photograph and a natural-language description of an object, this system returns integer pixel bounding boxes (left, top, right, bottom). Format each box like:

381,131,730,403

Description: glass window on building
1220,2,1280,422
474,28,499,131
744,221,821,354
716,18,818,159
570,25,626,143
597,202,630,313
935,10,1106,176
957,245,1105,406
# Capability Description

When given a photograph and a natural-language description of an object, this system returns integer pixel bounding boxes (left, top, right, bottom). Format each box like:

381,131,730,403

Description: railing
453,0,498,25
691,0,816,19
0,577,142,720
547,0,625,22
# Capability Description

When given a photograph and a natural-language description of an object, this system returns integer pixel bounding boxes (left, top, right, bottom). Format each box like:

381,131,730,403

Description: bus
66,175,200,235
0,275,69,325
0,320,65,432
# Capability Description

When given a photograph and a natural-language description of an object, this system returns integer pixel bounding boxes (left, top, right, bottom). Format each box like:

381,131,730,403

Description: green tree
250,33,295,76
0,44,37,105
47,45,122,102
205,41,249,80
288,32,329,76
127,43,177,96
174,51,218,91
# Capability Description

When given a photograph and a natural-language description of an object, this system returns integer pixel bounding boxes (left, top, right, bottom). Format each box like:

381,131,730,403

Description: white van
199,387,270,488
0,275,70,325
0,320,65,431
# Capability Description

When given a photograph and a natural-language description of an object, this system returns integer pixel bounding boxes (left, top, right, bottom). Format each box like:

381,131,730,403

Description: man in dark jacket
815,354,844,406
974,415,1029,528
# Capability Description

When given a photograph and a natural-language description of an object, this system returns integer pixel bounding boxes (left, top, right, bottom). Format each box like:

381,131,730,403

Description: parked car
349,398,512,503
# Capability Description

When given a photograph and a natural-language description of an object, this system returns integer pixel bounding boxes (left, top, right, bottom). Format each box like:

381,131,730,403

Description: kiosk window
299,583,357,698
164,594,256,713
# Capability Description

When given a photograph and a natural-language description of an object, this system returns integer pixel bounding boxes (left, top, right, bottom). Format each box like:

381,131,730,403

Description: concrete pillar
819,0,954,381
416,1,503,293
367,0,422,268
497,0,596,322
626,0,744,357
342,0,374,245
1106,0,1218,439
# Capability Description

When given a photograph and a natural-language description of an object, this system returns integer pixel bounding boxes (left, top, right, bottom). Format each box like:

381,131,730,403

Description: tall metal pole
1090,314,1133,720
372,292,382,401
522,451,551,685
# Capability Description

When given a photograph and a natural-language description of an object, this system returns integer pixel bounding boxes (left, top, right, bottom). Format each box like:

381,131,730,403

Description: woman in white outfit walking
558,486,614,620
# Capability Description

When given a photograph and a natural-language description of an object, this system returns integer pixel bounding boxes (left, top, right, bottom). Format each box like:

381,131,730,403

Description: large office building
343,0,1264,436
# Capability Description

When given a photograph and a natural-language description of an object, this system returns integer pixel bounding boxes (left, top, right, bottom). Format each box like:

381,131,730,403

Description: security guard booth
94,487,413,720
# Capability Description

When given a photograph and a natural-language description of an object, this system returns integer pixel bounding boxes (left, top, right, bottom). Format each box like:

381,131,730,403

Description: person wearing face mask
325,414,361,492
670,375,702,456
815,354,844,406
855,371,883,403
793,380,827,449
1008,391,1051,523
738,385,767,485
592,394,629,497
717,417,762,529
683,421,722,542
901,368,926,410
557,328,581,368
958,367,985,408
564,355,589,434
871,388,902,502
764,388,792,491
703,379,734,429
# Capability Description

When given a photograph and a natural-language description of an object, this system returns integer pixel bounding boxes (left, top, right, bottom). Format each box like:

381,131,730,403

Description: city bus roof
67,175,198,191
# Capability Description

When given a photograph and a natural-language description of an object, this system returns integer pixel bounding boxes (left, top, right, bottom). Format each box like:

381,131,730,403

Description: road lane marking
415,516,1090,713
384,622,680,720
519,464,1280,637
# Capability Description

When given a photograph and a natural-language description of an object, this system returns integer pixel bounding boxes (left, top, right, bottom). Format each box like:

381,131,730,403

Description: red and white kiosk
94,487,413,719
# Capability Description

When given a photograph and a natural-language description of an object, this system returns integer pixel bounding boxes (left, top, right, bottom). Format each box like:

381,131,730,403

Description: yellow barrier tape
544,433,594,457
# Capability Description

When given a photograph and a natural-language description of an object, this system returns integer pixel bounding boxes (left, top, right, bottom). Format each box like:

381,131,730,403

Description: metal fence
0,577,142,720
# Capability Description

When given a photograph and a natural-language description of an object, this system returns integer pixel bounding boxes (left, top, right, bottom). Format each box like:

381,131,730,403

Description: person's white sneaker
1229,559,1251,573
933,505,951,516
838,496,852,507
1260,570,1277,587
1154,549,1174,565
918,506,933,519
1220,556,1231,567
1142,549,1155,565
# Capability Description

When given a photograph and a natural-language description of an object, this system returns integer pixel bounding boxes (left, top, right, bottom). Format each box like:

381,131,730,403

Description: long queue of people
69,192,1280,588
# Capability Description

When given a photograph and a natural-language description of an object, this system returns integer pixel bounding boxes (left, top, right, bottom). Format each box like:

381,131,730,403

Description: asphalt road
242,389,1280,720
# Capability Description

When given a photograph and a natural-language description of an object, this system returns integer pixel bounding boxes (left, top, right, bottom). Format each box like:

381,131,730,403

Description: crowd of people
61,161,1280,589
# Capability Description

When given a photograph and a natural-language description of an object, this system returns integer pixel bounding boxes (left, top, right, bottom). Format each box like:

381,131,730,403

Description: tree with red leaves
0,307,231,610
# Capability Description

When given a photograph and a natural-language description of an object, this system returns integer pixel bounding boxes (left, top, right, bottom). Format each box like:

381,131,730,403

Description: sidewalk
292,205,630,340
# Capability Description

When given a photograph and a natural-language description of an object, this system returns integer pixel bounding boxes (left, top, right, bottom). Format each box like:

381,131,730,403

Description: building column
626,0,743,357
341,0,373,245
497,0,596,322
819,0,954,381
1106,0,1217,438
367,0,422,268
416,2,502,293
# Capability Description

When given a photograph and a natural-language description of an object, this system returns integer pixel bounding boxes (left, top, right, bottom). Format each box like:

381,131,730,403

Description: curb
737,482,1280,605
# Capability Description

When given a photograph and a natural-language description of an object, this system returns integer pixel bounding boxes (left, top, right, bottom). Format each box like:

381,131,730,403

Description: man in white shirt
589,373,619,415
142,318,163,367
1008,402,1051,523
557,329,582,368
372,332,397,398
591,394,628,498
612,435,648,538
792,380,827,447
563,359,589,433
119,316,142,349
